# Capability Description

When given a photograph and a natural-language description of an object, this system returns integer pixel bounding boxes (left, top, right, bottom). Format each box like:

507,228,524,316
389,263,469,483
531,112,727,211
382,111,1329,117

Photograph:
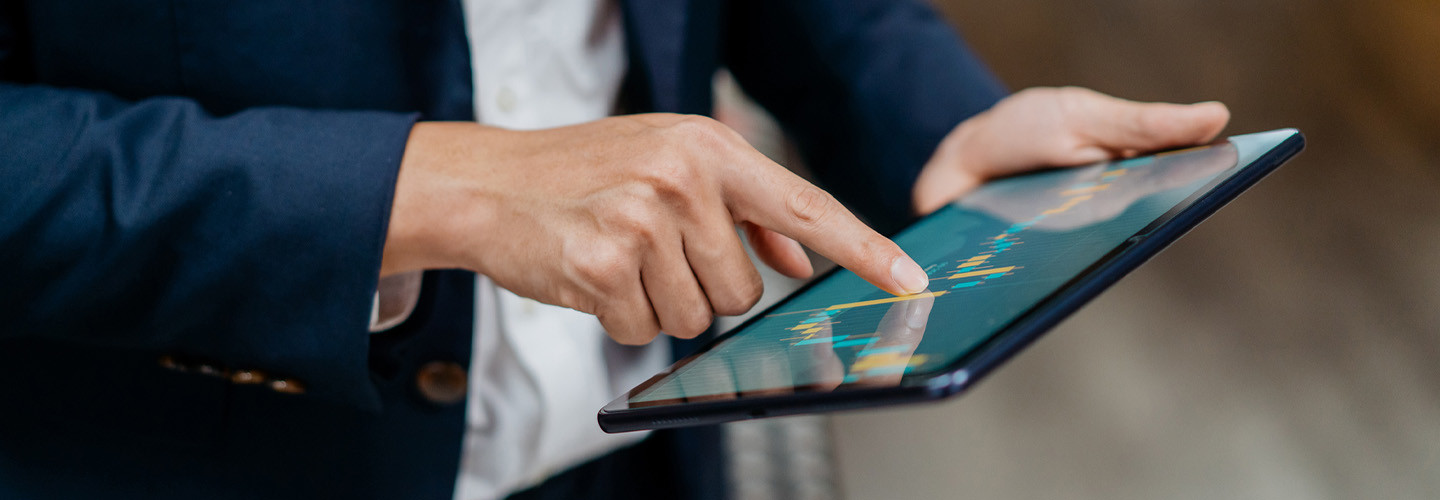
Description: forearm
0,82,414,407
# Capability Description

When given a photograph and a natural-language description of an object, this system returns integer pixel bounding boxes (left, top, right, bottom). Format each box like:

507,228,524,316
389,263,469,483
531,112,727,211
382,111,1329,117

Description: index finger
721,154,930,296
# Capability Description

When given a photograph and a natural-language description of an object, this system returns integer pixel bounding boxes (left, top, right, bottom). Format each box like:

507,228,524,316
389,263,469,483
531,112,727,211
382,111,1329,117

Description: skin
380,86,1230,345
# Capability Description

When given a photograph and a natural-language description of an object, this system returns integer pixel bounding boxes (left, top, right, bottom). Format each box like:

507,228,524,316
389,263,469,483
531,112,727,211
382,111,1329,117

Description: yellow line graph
824,291,947,311
1042,194,1094,215
946,266,1016,280
1060,185,1110,196
789,321,838,331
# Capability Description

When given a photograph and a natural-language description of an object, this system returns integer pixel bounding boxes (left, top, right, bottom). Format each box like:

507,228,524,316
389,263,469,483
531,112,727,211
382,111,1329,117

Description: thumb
1072,91,1230,154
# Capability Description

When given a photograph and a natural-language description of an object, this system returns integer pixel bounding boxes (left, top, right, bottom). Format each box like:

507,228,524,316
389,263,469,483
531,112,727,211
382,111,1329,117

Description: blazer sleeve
0,82,416,410
723,0,1008,234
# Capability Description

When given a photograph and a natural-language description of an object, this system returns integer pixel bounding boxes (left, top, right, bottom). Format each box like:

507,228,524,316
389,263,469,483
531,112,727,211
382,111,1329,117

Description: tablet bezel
599,129,1305,433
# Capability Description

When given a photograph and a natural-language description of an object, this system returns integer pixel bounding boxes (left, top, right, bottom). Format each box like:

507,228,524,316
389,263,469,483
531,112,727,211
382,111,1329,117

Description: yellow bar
960,255,990,265
781,332,817,342
802,327,823,334
1060,185,1110,196
789,321,836,331
852,352,905,371
825,291,946,311
789,320,835,331
852,354,930,372
946,266,1016,280
1042,194,1093,215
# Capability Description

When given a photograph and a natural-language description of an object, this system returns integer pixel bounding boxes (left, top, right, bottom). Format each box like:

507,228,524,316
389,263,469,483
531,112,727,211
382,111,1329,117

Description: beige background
824,1,1440,499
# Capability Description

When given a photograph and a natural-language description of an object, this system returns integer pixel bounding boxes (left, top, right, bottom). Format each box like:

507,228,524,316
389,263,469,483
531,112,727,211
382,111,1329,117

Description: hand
381,114,932,344
912,87,1231,214
960,140,1241,229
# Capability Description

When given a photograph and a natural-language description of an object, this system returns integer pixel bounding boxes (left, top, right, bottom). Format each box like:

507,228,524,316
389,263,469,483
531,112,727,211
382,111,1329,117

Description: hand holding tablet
600,129,1305,432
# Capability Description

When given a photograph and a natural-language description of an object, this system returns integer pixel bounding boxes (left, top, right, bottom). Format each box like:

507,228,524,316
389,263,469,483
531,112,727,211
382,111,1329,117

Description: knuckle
632,112,686,128
669,115,723,138
668,115,742,152
785,184,837,230
614,331,656,346
632,113,710,140
568,239,631,290
604,191,663,241
712,273,763,316
671,307,713,339
598,306,660,345
1055,85,1095,101
690,306,716,333
635,325,662,345
1047,87,1103,138
605,318,659,346
641,158,701,200
1055,87,1087,115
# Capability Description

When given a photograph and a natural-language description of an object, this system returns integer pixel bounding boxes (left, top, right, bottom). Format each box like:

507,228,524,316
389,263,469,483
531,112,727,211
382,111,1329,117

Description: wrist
381,121,499,277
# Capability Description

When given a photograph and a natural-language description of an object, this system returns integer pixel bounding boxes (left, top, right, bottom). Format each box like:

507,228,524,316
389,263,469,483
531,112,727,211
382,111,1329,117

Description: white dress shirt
450,1,669,499
372,1,665,498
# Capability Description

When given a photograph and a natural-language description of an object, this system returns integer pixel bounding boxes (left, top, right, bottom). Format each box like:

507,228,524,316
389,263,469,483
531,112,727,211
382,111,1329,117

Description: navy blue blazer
0,0,1004,499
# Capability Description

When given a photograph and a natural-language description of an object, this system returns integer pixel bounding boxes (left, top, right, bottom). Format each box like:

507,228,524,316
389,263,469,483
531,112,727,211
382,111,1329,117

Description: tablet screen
625,131,1292,407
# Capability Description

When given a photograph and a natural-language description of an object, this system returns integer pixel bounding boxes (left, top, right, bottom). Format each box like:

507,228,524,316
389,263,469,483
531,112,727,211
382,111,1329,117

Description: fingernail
905,299,930,329
890,257,929,295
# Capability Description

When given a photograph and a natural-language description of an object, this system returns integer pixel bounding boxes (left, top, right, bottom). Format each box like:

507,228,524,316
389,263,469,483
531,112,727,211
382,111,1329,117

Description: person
0,1,1229,499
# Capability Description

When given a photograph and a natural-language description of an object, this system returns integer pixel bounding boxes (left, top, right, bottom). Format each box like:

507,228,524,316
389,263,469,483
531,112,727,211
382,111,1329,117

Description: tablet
599,129,1305,433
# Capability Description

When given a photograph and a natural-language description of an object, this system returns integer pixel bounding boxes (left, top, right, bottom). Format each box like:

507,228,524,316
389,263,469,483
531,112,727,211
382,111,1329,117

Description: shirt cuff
369,271,424,332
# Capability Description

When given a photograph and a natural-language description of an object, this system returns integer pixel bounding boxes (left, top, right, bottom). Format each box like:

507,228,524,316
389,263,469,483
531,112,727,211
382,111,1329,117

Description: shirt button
416,361,468,406
496,86,517,113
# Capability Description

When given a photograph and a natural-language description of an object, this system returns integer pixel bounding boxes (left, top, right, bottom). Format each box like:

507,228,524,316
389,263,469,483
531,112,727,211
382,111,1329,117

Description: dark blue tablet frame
599,129,1305,433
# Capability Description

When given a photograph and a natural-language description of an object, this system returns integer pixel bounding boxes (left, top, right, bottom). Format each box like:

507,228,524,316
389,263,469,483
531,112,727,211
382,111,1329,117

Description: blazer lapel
620,0,690,112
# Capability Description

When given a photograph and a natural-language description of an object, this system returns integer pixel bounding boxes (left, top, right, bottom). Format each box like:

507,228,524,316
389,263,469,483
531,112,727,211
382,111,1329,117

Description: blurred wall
830,1,1440,499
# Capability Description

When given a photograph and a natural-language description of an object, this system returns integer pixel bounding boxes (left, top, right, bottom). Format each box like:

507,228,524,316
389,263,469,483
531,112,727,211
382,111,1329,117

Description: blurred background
714,1,1440,499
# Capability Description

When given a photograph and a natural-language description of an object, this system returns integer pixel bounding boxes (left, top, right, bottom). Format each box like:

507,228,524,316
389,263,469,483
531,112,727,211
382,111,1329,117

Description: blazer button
268,378,306,395
230,369,268,385
195,364,226,377
416,361,467,405
157,355,187,372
